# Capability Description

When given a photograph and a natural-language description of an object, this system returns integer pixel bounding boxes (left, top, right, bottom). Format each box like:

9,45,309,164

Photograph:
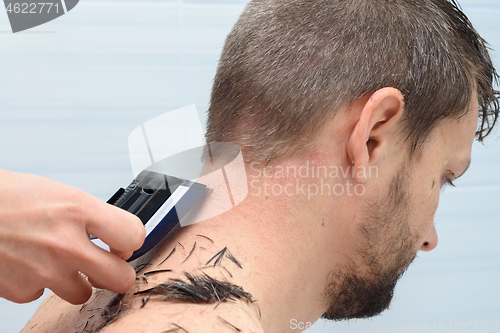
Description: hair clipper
91,170,209,262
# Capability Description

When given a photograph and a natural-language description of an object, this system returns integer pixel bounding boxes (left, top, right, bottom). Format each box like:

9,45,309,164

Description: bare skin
0,170,146,305
22,88,479,333
23,229,266,333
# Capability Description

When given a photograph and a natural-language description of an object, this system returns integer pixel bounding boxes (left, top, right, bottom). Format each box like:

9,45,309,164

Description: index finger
85,197,145,252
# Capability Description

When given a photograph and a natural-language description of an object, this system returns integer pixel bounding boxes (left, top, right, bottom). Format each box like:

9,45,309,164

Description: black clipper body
92,170,208,262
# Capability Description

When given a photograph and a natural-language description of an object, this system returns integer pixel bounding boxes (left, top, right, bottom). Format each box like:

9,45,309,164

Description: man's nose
420,225,438,252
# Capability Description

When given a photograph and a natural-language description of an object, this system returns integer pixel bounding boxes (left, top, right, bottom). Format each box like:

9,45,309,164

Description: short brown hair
206,0,499,163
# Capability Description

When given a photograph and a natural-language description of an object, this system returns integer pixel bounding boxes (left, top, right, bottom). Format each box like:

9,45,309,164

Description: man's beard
322,167,420,320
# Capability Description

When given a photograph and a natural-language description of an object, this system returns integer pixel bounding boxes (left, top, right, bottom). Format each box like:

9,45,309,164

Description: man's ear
347,87,405,184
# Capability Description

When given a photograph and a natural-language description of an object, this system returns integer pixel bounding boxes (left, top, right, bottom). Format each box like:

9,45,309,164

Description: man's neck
134,193,329,333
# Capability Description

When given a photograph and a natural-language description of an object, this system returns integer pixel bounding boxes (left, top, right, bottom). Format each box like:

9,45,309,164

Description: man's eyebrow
455,158,472,180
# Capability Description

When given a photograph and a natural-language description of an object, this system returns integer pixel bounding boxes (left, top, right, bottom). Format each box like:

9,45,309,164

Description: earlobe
347,88,405,184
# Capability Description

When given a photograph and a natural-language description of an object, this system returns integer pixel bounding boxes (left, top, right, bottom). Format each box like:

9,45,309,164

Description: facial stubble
322,167,420,320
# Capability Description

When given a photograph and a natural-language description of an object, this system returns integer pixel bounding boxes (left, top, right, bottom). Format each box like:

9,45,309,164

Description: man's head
264,86,478,320
206,0,498,163
320,88,479,319
204,0,498,323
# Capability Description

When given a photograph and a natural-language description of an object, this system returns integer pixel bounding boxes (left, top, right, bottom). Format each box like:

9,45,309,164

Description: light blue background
0,1,498,332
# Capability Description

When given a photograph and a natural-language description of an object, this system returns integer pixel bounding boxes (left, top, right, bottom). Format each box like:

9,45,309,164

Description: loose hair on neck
206,0,499,163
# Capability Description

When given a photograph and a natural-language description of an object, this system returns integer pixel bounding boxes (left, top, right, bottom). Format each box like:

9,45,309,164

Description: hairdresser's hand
0,169,146,305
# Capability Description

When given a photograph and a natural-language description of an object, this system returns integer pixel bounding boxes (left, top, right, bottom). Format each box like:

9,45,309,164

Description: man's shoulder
100,299,266,333
22,286,266,333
